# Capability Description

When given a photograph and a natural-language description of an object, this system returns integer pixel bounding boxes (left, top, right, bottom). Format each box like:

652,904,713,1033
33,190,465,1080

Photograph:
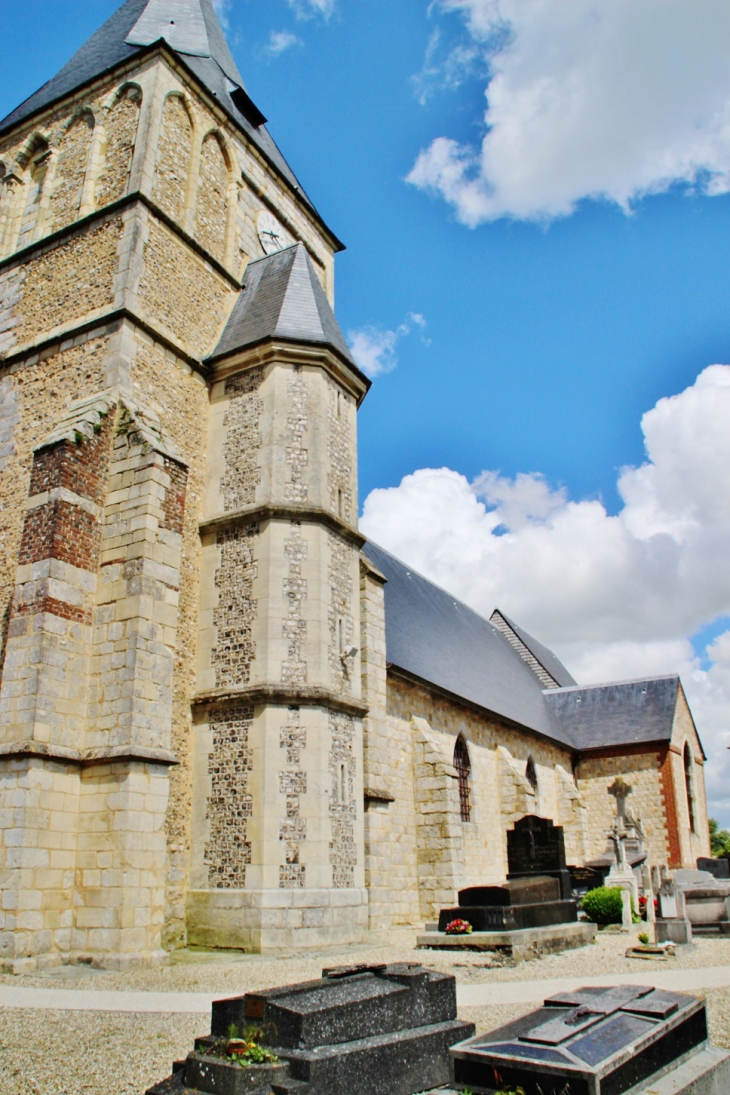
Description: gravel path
2,929,730,1095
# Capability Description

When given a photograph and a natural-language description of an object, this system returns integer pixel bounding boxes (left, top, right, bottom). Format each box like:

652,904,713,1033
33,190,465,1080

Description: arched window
153,93,193,223
16,135,50,249
453,736,471,822
50,111,94,230
684,743,696,834
526,755,538,795
195,130,229,263
95,85,141,208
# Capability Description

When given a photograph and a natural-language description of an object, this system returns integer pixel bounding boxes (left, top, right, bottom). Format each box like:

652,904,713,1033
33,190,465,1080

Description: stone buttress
188,245,370,951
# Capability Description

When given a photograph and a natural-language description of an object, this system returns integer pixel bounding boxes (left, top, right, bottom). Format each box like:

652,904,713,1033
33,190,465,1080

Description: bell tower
0,0,367,968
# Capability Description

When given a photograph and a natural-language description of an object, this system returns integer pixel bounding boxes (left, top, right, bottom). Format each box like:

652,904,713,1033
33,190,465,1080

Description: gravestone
450,983,720,1095
438,875,577,933
675,870,730,934
656,880,693,946
570,865,606,896
147,964,474,1095
507,815,572,899
697,857,730,879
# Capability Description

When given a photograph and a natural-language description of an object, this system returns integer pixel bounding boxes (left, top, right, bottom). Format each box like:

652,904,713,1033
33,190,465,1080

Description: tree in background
709,818,730,857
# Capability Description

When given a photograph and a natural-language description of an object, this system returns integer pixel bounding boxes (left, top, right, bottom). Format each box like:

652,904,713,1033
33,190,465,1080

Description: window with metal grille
684,743,696,834
526,755,538,795
453,736,471,822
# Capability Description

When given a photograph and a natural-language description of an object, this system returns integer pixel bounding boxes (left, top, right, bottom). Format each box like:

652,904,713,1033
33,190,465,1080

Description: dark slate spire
0,0,321,220
210,243,359,370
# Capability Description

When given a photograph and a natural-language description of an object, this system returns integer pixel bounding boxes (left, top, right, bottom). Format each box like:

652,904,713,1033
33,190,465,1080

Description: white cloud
360,365,730,823
348,313,429,379
211,0,231,28
265,30,302,57
287,0,336,20
407,0,730,225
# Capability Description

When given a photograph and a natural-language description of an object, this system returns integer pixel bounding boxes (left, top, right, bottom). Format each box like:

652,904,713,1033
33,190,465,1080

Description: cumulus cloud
265,30,302,57
287,0,336,20
360,365,730,822
211,0,231,28
348,313,429,379
407,0,730,224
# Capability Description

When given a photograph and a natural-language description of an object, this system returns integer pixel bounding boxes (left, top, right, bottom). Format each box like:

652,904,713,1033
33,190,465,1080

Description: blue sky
4,0,730,824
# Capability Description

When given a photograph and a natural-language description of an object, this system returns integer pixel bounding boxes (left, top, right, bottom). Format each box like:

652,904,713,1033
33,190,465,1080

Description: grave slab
437,898,577,933
417,921,596,960
148,964,473,1095
449,984,709,1095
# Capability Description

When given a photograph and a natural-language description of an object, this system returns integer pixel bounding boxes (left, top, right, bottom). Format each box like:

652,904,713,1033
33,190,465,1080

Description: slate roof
0,0,324,226
543,676,682,752
495,609,577,688
364,540,692,756
362,540,573,748
209,243,359,370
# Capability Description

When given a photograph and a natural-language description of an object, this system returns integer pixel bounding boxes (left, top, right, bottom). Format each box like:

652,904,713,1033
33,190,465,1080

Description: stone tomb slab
437,898,577,933
450,984,708,1095
148,963,474,1095
458,875,560,907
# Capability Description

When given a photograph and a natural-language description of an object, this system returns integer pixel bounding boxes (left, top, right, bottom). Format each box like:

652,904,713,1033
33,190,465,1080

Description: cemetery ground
2,930,730,1095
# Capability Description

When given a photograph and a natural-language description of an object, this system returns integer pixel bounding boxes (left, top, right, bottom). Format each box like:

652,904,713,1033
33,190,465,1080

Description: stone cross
608,777,632,818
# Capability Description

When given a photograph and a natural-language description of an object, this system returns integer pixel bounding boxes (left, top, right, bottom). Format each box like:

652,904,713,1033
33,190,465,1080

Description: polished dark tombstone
507,814,572,899
438,875,578,932
450,984,708,1095
697,856,730,879
570,865,607,895
147,964,474,1095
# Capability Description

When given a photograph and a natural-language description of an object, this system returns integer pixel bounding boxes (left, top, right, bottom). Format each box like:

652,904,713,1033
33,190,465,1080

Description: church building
0,0,709,970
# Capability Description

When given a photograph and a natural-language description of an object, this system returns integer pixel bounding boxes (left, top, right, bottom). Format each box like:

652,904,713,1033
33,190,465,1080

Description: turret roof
0,0,322,224
209,243,360,372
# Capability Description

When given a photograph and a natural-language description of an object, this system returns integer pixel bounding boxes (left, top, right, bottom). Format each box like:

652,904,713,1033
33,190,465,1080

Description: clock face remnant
257,211,291,255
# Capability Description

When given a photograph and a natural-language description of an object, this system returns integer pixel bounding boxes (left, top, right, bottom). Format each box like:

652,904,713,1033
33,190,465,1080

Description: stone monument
656,879,693,946
147,964,474,1095
507,815,572,899
450,983,730,1095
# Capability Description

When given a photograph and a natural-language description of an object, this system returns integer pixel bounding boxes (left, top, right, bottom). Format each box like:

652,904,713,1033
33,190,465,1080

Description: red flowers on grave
445,918,473,935
638,896,659,920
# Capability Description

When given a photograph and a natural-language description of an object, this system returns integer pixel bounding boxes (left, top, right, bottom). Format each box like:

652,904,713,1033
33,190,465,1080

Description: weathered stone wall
362,672,587,925
127,330,209,950
152,95,192,224
0,336,111,674
210,524,258,689
137,216,235,360
575,748,670,866
195,133,229,265
49,113,95,231
1,216,123,356
95,88,141,208
671,688,711,866
204,705,253,888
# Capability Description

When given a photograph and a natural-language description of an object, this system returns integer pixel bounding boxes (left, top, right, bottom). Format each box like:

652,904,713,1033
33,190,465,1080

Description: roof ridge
544,673,679,694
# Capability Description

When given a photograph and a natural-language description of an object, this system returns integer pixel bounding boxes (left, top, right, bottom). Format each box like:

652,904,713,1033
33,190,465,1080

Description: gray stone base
186,888,369,952
656,918,693,945
0,949,170,975
624,1046,730,1094
416,920,596,960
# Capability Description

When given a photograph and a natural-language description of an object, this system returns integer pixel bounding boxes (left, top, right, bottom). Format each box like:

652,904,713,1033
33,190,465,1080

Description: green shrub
580,886,625,925
638,932,650,945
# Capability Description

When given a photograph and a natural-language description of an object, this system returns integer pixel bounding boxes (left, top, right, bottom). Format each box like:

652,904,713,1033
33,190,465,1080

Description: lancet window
453,736,471,822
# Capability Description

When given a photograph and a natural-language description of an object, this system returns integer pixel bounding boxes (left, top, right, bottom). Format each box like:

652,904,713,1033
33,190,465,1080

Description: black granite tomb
507,814,572,899
697,856,730,879
147,964,474,1095
569,865,607,895
450,983,707,1095
438,875,578,933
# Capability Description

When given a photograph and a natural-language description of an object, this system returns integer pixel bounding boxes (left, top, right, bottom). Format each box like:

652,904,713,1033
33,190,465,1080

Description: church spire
0,0,321,218
1,0,249,134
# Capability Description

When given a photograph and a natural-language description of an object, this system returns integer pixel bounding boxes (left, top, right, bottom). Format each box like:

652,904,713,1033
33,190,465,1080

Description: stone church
0,0,709,970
